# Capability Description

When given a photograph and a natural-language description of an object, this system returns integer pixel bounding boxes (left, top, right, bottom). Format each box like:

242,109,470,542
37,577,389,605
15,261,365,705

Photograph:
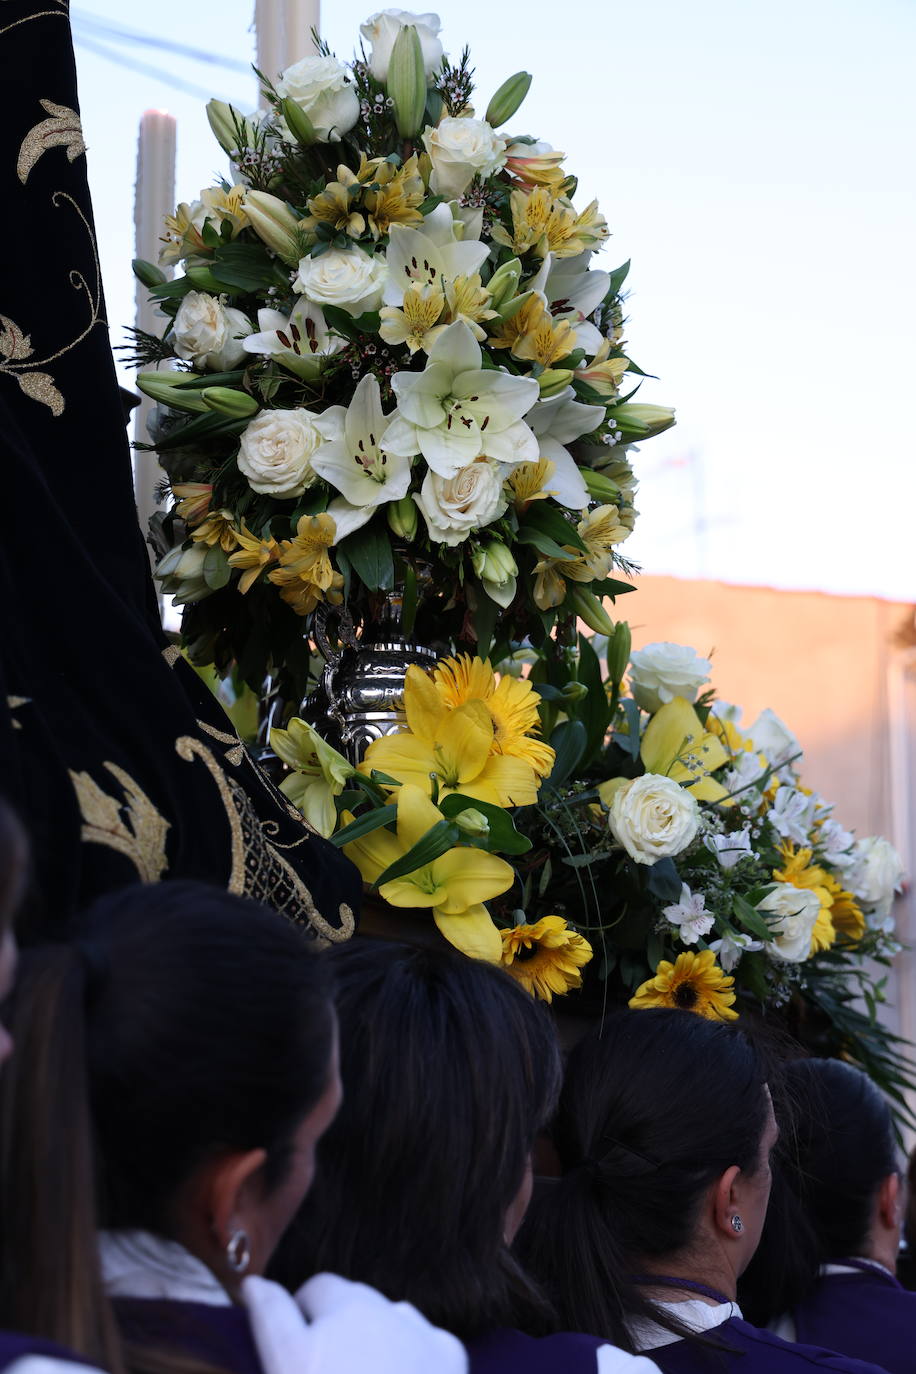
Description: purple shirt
467,1327,612,1373
0,1332,85,1371
792,1270,915,1374
114,1298,262,1374
647,1316,891,1374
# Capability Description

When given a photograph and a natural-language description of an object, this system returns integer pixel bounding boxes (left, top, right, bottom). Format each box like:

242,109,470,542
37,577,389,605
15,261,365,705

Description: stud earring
226,1227,251,1274
730,1214,744,1234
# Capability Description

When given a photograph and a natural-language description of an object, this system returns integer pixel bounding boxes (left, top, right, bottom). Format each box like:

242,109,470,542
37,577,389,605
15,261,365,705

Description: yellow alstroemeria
341,783,511,960
268,513,344,617
442,273,497,340
507,457,557,510
362,153,426,238
513,313,578,368
640,697,730,804
532,503,631,611
574,339,630,400
270,716,354,838
379,281,446,353
172,482,213,526
227,523,279,593
360,665,540,807
190,508,239,554
304,168,366,237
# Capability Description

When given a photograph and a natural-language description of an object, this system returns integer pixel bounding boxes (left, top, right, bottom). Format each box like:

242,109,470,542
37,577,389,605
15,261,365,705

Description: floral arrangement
279,633,911,1115
131,9,673,700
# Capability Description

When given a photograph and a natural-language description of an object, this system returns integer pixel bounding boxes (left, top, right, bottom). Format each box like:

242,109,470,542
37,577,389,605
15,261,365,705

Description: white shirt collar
100,1230,232,1307
628,1297,741,1351
821,1257,895,1280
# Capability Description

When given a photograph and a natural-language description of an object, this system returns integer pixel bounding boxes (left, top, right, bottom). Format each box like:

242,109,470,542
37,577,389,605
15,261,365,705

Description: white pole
133,108,177,563
255,0,320,101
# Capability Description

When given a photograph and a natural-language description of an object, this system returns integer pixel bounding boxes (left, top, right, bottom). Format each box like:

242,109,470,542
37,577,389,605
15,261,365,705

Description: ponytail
0,943,123,1370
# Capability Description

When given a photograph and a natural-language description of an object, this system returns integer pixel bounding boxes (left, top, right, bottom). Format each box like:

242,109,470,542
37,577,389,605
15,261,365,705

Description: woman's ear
711,1164,743,1240
176,1146,269,1289
877,1171,901,1233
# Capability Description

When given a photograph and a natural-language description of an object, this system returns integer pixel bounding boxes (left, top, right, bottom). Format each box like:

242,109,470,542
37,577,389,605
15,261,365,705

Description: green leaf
149,412,248,452
202,544,231,590
590,576,636,600
608,260,631,297
646,929,666,972
209,241,283,292
521,501,588,553
340,521,394,592
613,697,642,760
516,525,578,560
547,719,587,786
647,857,681,902
472,592,499,658
322,305,359,341
329,803,399,847
439,793,532,855
732,893,773,942
373,819,461,887
575,632,611,763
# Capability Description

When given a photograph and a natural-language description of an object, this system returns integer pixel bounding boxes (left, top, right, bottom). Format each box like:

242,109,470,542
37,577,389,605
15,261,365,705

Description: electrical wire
72,29,235,100
71,7,253,73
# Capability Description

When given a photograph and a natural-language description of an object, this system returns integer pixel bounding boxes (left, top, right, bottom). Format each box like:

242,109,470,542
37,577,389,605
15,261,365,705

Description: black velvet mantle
0,0,360,941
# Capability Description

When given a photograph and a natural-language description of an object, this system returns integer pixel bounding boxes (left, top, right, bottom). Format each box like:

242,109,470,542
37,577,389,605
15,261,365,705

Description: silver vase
300,593,438,765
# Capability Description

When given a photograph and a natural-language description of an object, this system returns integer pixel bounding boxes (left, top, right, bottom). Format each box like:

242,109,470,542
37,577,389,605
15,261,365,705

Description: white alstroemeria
526,386,604,510
722,749,767,800
663,884,714,945
383,321,540,478
270,717,354,838
817,816,856,869
527,251,610,356
770,785,816,846
382,204,489,308
242,299,345,379
311,375,410,540
710,930,764,973
748,707,802,775
704,827,754,871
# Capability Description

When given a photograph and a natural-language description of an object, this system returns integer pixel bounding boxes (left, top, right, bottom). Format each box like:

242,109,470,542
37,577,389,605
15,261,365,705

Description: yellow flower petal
341,816,403,886
430,847,515,914
395,783,448,851
434,904,503,962
403,665,447,742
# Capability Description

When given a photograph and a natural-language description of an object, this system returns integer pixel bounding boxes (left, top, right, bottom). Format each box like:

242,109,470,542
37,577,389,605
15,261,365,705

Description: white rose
608,774,700,867
422,117,508,200
172,291,252,371
414,459,506,546
848,836,906,931
628,641,712,714
747,707,801,771
294,247,387,316
275,55,359,141
237,408,324,498
757,882,821,962
359,9,443,81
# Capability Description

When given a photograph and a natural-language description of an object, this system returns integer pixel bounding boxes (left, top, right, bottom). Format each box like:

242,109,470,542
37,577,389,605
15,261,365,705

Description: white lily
383,203,489,308
311,374,411,540
383,321,540,478
526,386,604,509
242,299,344,380
527,251,609,356
270,717,354,838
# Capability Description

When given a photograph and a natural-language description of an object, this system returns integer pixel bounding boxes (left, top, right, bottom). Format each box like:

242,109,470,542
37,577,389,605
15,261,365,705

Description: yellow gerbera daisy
821,872,865,942
773,843,837,954
500,916,593,1002
432,654,555,778
629,950,738,1022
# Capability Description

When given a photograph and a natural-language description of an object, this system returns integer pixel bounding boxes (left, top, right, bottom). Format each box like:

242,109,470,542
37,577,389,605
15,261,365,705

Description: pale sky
73,0,916,602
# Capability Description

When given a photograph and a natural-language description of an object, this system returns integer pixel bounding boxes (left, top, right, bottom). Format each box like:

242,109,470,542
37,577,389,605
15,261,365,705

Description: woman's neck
636,1257,736,1306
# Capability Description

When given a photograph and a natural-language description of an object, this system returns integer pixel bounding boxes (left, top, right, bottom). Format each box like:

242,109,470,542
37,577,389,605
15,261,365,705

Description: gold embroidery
0,191,103,415
69,762,170,883
6,695,29,730
17,100,85,183
161,644,181,668
176,733,355,944
0,3,68,40
198,718,245,767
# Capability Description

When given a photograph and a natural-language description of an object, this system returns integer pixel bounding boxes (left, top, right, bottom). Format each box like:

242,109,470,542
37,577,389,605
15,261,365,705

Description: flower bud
567,584,615,635
581,468,621,503
537,368,574,397
132,258,166,290
244,190,302,267
606,620,632,687
610,403,676,439
471,541,518,584
279,97,317,147
454,808,490,839
485,71,532,129
387,24,428,139
206,100,252,156
137,372,209,413
487,257,522,311
560,680,590,704
200,387,261,418
154,543,214,603
387,495,418,541
184,265,225,294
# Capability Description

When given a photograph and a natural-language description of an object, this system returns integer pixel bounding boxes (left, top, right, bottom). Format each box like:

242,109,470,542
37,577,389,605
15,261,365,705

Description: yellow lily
341,784,511,960
361,666,540,807
270,717,354,838
640,697,730,804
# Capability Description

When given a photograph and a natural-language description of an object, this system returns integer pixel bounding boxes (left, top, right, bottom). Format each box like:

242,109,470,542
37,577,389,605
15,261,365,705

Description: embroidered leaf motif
69,763,170,883
17,100,86,184
16,371,64,415
0,316,33,360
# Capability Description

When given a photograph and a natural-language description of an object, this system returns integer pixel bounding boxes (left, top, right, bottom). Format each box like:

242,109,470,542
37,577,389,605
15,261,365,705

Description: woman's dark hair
269,937,562,1341
740,1057,899,1324
0,880,335,1373
517,1008,770,1353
